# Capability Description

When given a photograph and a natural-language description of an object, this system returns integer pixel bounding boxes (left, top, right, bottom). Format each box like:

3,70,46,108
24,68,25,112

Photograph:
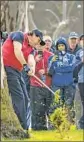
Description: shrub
49,89,71,134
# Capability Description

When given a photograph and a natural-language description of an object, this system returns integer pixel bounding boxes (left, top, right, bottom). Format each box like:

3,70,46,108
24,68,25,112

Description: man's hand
27,70,34,76
35,54,42,62
23,64,30,73
38,69,45,75
23,64,34,76
28,54,36,75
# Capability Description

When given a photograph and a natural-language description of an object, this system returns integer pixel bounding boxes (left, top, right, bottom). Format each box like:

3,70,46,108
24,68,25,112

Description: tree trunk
1,81,28,139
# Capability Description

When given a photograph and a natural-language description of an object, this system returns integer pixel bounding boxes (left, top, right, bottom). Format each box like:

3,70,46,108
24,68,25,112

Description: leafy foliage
49,89,71,138
50,107,70,131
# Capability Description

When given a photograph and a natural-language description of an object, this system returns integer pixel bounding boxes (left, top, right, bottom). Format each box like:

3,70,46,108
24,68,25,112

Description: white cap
43,35,52,42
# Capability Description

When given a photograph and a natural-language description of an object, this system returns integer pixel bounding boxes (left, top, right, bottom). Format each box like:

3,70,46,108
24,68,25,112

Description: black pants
21,69,30,96
30,86,53,130
78,83,84,107
5,66,30,130
78,83,84,129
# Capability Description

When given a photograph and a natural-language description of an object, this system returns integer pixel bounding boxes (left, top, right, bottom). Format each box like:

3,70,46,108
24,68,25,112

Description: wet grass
2,129,84,141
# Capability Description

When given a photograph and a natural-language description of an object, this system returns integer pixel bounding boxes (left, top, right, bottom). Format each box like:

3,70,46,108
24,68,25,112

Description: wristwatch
23,64,30,73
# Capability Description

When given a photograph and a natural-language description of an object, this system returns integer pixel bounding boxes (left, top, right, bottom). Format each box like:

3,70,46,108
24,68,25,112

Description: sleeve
30,50,36,56
76,49,83,60
48,62,55,76
79,50,83,58
48,55,54,69
9,31,24,44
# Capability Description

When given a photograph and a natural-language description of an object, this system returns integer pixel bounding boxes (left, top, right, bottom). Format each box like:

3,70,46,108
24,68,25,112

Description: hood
55,37,68,51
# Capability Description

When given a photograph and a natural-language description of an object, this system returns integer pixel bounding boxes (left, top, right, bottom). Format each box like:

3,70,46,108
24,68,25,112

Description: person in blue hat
67,32,83,125
68,32,82,83
77,34,84,129
48,37,78,123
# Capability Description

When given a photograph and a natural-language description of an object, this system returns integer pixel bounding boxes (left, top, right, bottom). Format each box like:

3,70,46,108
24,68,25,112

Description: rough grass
2,129,84,141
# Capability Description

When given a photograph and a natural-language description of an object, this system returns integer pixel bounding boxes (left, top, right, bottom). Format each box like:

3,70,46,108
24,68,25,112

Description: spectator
80,34,84,48
48,37,77,123
0,31,8,44
43,35,53,52
29,43,53,130
68,32,82,83
43,35,56,53
77,34,84,129
2,29,45,137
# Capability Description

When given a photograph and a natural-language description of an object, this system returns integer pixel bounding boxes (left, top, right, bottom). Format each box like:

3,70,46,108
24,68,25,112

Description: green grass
2,129,84,141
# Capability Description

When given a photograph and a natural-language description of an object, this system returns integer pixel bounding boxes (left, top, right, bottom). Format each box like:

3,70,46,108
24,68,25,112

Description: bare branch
45,18,57,31
53,19,69,40
50,1,62,16
19,13,25,30
45,9,60,23
29,11,37,30
67,1,75,17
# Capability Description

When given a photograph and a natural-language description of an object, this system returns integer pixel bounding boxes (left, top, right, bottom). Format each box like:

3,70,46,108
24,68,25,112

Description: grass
2,129,84,141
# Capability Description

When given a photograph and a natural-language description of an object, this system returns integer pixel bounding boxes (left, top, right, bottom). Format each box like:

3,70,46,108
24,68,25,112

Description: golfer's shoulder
9,31,24,44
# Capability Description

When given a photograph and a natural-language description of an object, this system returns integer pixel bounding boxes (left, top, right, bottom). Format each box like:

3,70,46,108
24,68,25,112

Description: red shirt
30,49,53,87
2,32,33,71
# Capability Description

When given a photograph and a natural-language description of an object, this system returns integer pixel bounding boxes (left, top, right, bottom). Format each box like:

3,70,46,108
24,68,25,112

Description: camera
38,50,43,57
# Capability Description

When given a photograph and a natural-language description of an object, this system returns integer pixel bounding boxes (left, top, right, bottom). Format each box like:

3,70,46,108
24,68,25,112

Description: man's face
35,44,44,51
30,33,41,47
68,38,78,50
44,39,52,50
80,38,84,48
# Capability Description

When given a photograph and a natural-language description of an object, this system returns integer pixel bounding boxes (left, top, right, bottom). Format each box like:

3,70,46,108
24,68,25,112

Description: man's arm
27,54,36,75
13,41,27,66
48,62,55,77
10,31,27,66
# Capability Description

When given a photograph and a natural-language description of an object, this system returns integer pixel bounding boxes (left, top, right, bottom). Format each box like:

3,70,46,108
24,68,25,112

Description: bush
50,107,70,132
49,89,70,134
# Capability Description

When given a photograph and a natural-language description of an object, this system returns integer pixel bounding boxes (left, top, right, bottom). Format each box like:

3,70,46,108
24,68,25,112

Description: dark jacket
68,45,83,83
48,38,76,87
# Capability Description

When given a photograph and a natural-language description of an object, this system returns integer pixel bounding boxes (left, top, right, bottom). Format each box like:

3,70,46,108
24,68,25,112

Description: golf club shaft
33,74,55,95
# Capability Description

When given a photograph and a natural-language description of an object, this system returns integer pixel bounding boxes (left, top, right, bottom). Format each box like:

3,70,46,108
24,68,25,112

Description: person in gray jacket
68,32,82,83
77,34,84,129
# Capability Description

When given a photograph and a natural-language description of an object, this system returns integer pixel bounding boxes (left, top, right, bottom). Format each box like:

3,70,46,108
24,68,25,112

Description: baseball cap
69,32,79,39
43,35,52,42
32,29,45,46
80,34,84,40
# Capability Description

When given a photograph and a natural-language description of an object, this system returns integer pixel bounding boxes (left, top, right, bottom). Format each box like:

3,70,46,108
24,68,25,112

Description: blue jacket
48,37,77,87
68,44,83,83
48,52,76,87
67,45,82,57
78,49,84,83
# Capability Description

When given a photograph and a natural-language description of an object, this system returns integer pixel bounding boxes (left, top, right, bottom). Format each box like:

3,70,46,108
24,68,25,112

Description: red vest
30,50,53,87
2,34,33,71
